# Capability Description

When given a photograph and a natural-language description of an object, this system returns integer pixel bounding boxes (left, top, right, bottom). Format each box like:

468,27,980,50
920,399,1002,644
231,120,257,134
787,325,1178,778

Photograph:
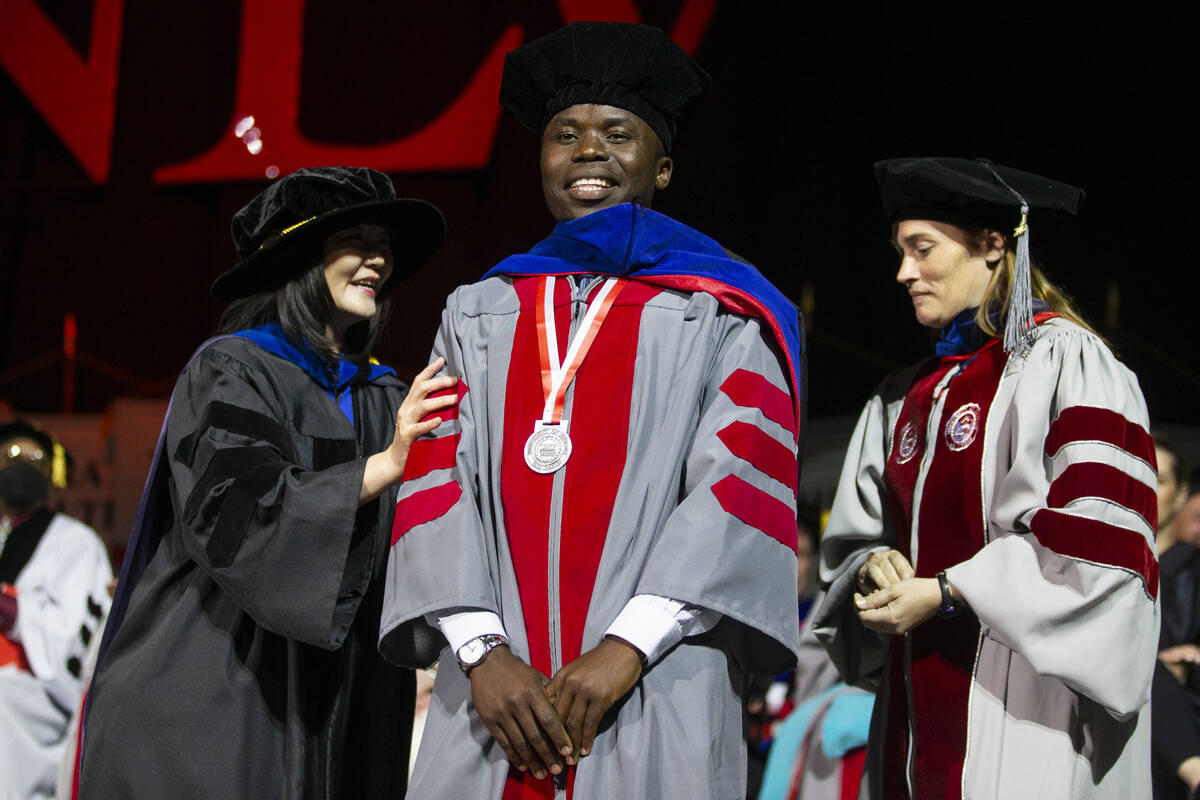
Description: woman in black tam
80,167,457,799
813,158,1156,798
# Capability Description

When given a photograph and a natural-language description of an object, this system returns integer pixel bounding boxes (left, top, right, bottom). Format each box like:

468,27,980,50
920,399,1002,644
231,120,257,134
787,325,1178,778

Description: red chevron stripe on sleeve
402,434,461,482
1045,406,1155,463
391,481,462,544
1029,508,1158,599
711,474,798,552
421,378,468,424
1047,461,1158,529
716,421,797,496
719,370,796,437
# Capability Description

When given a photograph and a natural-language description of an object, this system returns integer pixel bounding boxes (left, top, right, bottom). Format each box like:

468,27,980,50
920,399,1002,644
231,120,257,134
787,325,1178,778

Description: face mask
0,463,49,513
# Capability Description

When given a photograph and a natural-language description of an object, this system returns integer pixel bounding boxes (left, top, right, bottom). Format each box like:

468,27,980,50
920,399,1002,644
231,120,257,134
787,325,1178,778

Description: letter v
0,0,124,184
154,0,522,184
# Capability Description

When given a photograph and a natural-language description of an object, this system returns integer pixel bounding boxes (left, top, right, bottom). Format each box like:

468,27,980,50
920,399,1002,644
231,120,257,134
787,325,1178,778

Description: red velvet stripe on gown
499,278,658,800
879,359,943,800
880,341,1006,799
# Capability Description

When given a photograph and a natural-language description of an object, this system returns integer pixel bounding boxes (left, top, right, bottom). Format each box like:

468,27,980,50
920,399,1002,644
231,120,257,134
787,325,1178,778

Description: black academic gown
80,335,413,799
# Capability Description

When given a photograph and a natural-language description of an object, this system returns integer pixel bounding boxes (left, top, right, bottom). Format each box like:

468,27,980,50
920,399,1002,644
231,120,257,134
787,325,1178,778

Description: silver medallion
524,422,572,473
895,419,920,464
944,402,981,452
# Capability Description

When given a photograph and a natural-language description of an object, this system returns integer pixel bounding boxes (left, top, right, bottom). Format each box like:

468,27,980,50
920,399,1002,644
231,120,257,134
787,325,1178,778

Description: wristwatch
935,571,961,619
455,633,509,674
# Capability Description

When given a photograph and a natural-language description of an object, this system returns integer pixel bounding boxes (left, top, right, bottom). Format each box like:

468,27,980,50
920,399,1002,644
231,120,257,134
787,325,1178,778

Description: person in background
756,506,874,800
79,167,454,799
815,157,1156,798
747,506,823,767
1173,487,1200,548
1156,435,1191,555
0,421,111,800
1151,435,1200,799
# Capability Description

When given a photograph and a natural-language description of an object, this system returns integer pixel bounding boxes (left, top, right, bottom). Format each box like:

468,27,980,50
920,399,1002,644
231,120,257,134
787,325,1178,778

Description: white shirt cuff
427,609,507,655
604,594,721,665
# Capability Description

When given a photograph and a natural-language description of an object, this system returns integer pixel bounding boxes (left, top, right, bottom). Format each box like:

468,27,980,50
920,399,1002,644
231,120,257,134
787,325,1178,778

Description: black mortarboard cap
499,22,711,153
875,157,1085,231
875,157,1086,357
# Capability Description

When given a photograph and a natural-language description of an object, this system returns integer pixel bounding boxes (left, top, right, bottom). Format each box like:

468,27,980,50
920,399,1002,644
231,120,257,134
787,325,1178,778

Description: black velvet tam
875,157,1085,232
499,21,711,153
212,166,445,302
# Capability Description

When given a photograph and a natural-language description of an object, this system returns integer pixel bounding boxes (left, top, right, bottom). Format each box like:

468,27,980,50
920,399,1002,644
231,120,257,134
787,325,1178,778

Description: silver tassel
1003,204,1033,356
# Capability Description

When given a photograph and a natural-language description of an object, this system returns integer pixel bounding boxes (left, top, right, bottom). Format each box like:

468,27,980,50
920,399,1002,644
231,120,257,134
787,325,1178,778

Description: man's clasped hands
468,636,644,780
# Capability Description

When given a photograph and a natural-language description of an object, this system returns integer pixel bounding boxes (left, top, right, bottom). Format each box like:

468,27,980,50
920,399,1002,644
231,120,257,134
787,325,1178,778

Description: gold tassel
51,442,68,488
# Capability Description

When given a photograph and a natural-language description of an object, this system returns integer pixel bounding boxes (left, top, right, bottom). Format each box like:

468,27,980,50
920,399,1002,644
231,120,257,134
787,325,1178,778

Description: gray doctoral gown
382,264,803,799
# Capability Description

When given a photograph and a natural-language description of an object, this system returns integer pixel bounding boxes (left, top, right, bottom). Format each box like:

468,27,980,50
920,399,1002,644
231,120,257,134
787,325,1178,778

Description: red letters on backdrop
0,0,125,184
0,0,717,185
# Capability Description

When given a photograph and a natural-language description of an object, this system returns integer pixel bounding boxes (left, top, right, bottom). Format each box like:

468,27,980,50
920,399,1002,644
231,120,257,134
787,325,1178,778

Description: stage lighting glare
233,115,255,137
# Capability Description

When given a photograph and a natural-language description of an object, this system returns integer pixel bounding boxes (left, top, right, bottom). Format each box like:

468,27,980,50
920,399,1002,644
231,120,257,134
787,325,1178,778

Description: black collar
0,507,54,583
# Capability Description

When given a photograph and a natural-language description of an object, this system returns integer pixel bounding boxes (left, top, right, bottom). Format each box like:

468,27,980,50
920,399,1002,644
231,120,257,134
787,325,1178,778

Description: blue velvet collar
935,301,1049,358
481,203,802,403
233,323,394,392
935,308,991,357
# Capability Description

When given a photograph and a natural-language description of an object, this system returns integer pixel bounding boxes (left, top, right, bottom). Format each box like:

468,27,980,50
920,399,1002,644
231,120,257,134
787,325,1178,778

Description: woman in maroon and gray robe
815,158,1157,799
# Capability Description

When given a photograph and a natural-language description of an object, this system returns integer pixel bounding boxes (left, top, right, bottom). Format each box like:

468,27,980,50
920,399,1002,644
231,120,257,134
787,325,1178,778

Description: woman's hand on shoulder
393,356,459,451
854,577,941,635
856,549,915,593
360,357,459,505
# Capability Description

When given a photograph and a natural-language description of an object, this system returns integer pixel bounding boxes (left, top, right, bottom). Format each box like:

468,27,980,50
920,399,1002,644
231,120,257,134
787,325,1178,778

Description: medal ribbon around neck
523,275,626,474
534,275,626,425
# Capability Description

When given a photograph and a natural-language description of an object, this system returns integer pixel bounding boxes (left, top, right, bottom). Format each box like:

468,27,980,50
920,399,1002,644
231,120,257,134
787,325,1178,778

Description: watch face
460,638,486,664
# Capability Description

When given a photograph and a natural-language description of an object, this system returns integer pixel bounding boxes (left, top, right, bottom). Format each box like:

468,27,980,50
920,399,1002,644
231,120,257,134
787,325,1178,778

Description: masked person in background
0,421,112,800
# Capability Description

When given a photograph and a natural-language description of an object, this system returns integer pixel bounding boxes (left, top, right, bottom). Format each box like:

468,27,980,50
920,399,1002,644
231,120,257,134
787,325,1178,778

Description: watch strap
456,633,509,674
935,570,961,618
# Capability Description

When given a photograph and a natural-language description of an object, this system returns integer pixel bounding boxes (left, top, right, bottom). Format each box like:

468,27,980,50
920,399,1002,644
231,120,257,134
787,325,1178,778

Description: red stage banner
0,0,717,186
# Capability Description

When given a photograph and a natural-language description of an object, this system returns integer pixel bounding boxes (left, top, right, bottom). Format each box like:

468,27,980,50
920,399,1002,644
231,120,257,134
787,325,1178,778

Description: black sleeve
1152,661,1200,772
165,345,370,649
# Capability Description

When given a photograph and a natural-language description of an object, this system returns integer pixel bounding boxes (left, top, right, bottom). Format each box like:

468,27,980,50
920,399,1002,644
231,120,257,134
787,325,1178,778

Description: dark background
3,1,1197,426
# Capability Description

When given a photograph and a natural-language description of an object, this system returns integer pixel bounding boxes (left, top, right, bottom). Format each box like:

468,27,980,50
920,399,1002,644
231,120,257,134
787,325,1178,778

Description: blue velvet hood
483,203,803,432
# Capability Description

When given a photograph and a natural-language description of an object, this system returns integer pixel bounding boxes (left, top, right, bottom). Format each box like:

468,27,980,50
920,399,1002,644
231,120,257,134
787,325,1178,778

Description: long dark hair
217,261,390,366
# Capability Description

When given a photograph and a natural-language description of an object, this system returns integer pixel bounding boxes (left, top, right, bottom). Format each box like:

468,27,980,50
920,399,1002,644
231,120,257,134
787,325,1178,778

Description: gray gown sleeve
811,394,895,690
633,313,801,676
811,363,923,690
165,344,371,650
945,324,1158,718
379,291,500,667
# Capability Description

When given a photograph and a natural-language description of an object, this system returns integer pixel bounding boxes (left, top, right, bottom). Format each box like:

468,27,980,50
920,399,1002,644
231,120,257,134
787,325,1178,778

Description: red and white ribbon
534,275,626,425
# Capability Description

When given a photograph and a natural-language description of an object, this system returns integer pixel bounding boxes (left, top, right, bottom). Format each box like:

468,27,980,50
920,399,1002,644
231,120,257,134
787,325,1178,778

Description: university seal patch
944,403,981,452
895,420,919,464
